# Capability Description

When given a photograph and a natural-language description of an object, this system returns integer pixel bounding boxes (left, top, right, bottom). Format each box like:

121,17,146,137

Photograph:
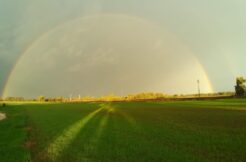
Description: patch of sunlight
84,112,109,154
117,110,140,130
46,108,103,161
1,101,54,105
0,113,6,121
95,111,109,140
99,103,115,113
100,103,139,130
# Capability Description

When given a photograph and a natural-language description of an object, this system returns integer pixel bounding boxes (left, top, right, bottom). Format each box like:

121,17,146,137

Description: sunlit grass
45,104,116,161
83,111,109,155
46,107,103,161
1,100,246,162
0,106,31,162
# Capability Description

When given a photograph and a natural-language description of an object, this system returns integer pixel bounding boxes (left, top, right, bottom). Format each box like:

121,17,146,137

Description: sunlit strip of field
46,107,103,161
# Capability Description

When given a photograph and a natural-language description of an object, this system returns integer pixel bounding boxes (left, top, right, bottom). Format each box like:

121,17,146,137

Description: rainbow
2,13,214,98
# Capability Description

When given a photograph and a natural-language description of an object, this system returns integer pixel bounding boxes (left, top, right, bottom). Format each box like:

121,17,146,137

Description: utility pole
197,80,201,98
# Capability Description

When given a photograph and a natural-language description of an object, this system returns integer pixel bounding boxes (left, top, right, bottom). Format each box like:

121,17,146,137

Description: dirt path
0,113,6,121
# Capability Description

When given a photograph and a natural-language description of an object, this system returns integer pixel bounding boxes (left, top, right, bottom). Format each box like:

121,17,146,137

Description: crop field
0,99,246,162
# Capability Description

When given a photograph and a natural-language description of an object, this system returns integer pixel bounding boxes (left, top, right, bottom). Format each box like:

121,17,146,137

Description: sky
0,0,246,98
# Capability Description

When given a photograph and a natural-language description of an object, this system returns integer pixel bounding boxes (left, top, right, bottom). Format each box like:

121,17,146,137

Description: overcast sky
1,0,246,98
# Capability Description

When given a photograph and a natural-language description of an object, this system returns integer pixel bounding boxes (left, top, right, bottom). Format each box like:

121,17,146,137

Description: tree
37,96,45,102
235,77,246,96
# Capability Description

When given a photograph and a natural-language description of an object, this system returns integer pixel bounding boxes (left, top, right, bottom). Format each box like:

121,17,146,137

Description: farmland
0,99,246,162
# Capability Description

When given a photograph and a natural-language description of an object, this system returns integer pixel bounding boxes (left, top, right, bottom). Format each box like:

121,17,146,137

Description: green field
0,99,246,162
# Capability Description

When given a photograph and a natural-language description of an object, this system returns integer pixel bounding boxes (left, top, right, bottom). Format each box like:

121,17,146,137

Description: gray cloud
1,0,246,97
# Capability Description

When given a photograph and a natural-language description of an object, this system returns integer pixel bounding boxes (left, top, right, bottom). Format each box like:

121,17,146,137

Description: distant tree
38,96,46,102
55,97,64,102
235,77,246,96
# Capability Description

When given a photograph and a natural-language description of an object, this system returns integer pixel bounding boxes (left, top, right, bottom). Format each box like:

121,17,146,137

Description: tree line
1,77,245,102
1,92,235,103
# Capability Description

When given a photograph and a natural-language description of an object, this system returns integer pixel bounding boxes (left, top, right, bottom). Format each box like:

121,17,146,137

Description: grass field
0,99,246,162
